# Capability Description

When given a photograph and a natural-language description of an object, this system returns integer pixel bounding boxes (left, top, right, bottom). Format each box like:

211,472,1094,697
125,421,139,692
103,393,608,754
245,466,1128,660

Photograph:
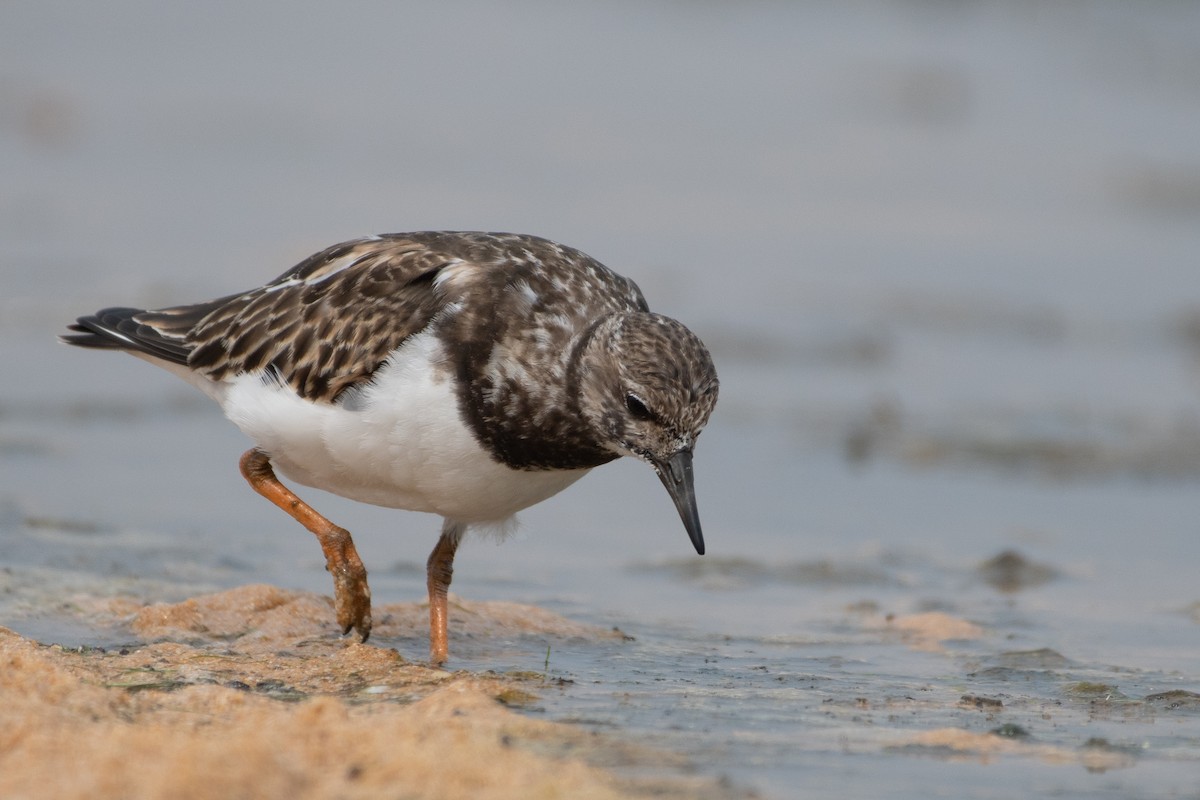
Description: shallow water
3,2,1200,797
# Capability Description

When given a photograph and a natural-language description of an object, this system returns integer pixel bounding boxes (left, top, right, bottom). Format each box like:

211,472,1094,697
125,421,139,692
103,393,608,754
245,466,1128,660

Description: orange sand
0,585,737,800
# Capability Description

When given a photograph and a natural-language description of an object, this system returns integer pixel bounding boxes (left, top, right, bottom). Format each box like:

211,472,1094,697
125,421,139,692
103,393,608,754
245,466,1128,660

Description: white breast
218,331,590,524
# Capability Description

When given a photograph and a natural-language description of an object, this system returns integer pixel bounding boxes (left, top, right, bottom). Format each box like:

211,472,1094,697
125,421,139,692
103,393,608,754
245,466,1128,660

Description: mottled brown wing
138,236,459,402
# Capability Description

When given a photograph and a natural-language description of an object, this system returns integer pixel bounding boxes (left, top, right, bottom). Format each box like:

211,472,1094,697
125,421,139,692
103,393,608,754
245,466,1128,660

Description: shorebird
63,232,719,663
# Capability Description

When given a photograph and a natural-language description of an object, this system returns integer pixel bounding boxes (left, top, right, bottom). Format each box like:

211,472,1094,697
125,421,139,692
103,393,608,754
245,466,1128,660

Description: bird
62,231,719,664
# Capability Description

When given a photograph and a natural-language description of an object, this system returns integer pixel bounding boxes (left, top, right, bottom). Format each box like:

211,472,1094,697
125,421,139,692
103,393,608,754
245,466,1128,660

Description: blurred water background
3,3,1200,798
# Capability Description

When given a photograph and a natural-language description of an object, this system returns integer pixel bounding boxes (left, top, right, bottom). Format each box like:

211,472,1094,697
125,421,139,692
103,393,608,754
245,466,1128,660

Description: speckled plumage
63,231,719,662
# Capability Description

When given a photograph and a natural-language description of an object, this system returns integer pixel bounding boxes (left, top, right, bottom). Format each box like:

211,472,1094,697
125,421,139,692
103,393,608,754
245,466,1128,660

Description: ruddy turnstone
63,231,719,664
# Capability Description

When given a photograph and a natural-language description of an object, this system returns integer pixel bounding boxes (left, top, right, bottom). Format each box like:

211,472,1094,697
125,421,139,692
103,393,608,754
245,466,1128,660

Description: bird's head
575,312,719,554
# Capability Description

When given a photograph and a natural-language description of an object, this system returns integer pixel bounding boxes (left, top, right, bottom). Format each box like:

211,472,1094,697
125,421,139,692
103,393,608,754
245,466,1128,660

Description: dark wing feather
167,236,457,402
64,235,462,403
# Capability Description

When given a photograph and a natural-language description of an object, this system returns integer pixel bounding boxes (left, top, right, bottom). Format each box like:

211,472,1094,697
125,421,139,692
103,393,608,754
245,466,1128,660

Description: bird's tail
61,307,191,366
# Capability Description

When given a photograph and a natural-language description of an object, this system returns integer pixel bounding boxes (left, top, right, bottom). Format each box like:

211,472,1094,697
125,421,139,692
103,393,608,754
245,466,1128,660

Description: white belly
218,332,590,523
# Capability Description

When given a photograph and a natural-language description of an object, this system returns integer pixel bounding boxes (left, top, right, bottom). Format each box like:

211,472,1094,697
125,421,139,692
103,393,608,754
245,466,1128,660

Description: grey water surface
3,3,1200,798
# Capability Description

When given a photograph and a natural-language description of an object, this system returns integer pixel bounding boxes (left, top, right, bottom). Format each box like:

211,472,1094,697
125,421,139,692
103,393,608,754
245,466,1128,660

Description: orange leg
427,520,463,665
239,448,372,641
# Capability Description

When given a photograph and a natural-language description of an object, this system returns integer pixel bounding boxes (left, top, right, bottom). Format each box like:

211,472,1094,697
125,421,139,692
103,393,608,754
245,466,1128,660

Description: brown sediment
883,611,985,652
890,728,1137,772
104,583,629,654
977,549,1058,592
0,585,735,800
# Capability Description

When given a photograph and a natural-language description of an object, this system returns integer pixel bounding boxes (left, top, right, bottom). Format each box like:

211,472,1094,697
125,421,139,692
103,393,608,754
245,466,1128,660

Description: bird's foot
325,531,372,641
332,570,372,642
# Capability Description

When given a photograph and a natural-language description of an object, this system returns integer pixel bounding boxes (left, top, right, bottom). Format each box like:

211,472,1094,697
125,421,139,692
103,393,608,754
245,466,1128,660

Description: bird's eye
625,393,653,421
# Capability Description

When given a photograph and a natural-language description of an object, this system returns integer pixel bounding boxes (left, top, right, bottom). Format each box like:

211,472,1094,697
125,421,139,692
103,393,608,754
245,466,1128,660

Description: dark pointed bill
652,449,705,555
